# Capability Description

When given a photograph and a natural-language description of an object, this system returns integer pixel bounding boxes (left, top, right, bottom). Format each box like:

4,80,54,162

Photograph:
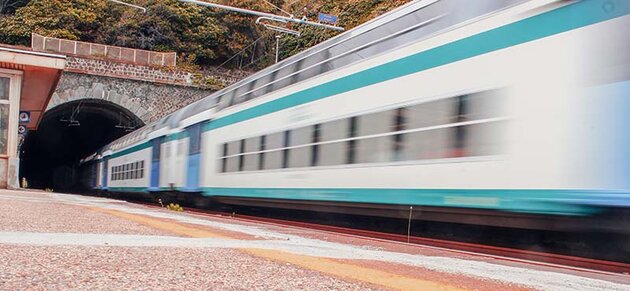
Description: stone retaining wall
65,57,194,86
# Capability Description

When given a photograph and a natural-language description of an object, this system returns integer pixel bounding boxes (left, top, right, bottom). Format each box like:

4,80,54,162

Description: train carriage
84,0,630,232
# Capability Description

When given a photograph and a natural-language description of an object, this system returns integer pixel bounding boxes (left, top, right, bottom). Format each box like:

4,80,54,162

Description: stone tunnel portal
20,99,144,191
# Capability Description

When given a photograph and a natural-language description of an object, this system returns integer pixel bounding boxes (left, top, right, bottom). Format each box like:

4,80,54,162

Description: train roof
100,0,523,155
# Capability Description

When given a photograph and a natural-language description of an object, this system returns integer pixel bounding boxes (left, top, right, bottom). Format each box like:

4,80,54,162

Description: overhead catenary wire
262,0,293,17
107,0,147,13
178,0,343,31
215,34,272,70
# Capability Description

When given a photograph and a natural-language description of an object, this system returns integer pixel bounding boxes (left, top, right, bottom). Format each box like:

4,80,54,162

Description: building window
0,77,10,155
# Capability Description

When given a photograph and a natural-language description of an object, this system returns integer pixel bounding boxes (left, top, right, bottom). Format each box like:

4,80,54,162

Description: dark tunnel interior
20,99,144,191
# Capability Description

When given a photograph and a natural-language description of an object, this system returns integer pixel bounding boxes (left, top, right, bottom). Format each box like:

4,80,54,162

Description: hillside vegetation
0,0,410,70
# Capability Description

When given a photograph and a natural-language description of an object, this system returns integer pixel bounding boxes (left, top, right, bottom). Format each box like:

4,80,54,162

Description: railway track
131,200,630,274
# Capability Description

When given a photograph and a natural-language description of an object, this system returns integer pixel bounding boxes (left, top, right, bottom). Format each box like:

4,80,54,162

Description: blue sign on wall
318,13,338,24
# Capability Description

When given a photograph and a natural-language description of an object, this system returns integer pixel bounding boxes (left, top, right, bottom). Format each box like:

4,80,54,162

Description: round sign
18,125,26,134
19,112,30,122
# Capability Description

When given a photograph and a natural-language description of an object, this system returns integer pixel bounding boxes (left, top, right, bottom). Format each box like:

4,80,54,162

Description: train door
101,157,108,189
149,137,164,191
184,123,202,191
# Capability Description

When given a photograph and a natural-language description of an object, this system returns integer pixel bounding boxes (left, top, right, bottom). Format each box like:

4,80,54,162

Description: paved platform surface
1,189,629,290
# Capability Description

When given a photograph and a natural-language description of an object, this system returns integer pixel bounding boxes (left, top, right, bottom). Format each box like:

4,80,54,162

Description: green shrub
166,203,184,212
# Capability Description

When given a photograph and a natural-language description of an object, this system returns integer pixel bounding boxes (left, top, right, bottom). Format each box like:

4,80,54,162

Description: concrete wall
32,33,176,67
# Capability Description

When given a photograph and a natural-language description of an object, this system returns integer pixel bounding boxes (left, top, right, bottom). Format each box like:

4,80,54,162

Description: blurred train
80,0,630,233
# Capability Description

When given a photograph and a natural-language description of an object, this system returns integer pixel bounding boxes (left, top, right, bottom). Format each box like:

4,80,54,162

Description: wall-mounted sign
19,111,30,123
18,125,26,135
318,13,338,24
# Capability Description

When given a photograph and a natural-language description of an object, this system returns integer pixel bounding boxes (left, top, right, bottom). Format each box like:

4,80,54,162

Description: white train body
85,0,630,223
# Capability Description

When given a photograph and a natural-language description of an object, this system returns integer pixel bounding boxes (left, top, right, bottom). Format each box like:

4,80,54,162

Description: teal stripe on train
109,142,151,159
201,187,630,215
107,131,189,158
108,186,149,193
203,0,630,132
108,186,181,192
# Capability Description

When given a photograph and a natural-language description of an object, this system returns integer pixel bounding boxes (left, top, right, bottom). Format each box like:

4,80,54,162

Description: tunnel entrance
20,99,144,191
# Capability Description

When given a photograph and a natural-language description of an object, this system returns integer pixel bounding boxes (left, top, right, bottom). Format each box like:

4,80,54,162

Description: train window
392,133,405,161
357,110,392,136
226,156,239,172
407,98,455,129
226,141,240,156
319,142,345,166
463,122,504,157
188,124,202,154
311,124,321,166
404,128,451,160
259,135,266,151
290,126,310,147
244,137,259,153
452,95,468,153
356,136,391,163
258,135,266,170
320,119,348,142
282,131,290,168
140,168,144,179
238,140,245,171
346,117,358,164
392,108,407,161
289,146,310,168
266,132,284,150
220,143,228,173
152,138,161,162
464,90,504,121
243,154,259,171
221,143,228,158
264,150,283,170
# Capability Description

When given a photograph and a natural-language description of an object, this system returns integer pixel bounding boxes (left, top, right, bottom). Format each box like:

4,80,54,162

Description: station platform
0,189,628,290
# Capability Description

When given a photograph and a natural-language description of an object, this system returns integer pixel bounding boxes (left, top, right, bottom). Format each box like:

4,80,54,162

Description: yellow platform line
245,248,463,291
95,207,463,290
92,207,229,239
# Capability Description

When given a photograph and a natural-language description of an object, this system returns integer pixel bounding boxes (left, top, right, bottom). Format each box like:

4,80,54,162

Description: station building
0,45,66,188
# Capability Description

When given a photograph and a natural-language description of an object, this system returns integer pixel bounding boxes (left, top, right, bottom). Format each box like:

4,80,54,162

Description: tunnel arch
47,75,151,124
20,98,144,191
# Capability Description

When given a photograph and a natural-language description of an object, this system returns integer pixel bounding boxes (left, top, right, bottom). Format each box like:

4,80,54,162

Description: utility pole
275,35,281,63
